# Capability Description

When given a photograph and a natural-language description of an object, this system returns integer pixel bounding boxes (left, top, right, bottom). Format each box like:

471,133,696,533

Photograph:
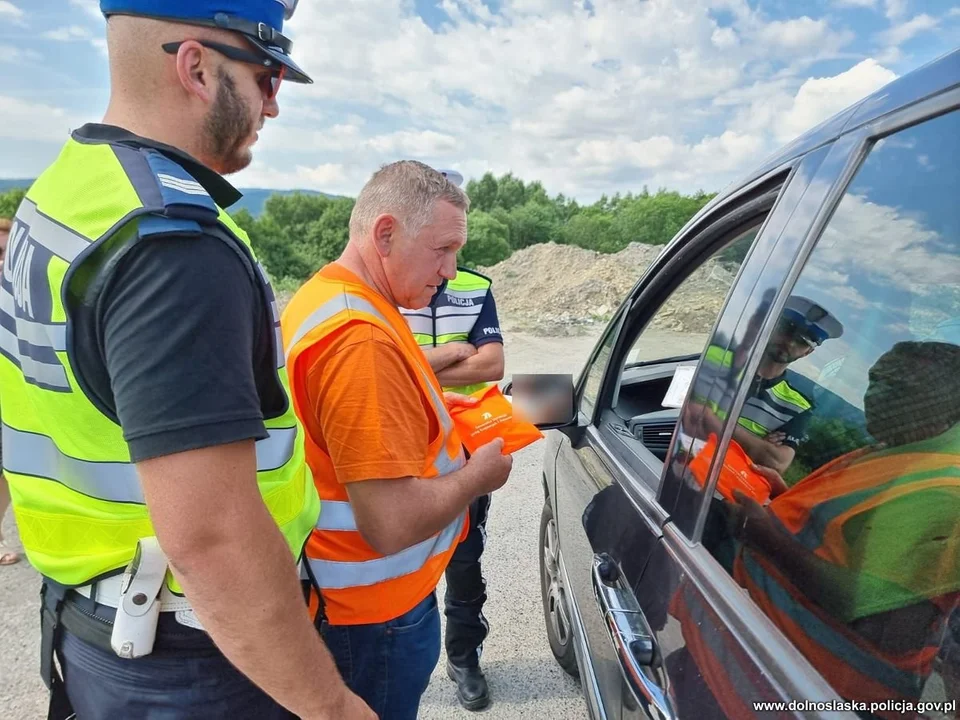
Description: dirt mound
481,242,733,337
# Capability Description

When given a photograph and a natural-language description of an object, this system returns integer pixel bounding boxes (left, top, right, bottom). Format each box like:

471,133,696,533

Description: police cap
100,0,312,84
436,168,464,187
782,296,844,347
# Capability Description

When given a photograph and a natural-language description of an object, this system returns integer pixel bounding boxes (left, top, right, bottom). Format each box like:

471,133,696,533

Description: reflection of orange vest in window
282,270,468,625
732,438,960,718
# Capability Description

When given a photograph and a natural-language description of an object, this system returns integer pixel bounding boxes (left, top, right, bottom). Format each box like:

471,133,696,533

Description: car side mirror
503,373,577,429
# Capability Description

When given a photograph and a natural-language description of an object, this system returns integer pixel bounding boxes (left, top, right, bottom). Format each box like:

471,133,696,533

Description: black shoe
447,660,491,711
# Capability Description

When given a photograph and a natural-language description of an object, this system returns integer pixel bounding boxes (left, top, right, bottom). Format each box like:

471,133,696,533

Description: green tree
0,188,27,219
495,173,526,211
461,211,511,268
505,201,559,250
560,211,621,253
466,173,499,213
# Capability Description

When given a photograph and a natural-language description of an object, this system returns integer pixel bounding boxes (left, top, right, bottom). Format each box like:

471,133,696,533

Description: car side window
579,311,621,419
595,222,764,488
699,110,960,711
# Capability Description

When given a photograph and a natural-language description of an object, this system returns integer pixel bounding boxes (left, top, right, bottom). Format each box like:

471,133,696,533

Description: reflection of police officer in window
699,296,843,475
731,341,960,717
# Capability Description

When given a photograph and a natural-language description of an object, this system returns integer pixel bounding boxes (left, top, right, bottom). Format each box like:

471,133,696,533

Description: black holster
39,582,76,720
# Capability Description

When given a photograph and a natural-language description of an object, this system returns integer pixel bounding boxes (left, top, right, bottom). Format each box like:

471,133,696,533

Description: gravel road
0,329,603,720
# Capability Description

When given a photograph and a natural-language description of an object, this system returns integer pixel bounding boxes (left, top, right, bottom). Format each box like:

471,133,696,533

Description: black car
522,49,960,720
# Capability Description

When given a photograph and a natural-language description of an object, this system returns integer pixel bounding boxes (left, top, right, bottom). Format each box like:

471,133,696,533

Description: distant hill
0,179,30,192
231,188,341,216
0,179,339,217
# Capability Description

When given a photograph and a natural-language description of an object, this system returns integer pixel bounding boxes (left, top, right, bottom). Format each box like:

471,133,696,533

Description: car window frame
587,179,790,499
690,87,960,543
651,89,960,718
575,306,627,424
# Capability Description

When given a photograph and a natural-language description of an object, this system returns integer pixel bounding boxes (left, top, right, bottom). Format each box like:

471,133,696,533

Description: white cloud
366,130,459,157
44,26,92,41
879,13,938,45
68,0,103,21
758,17,840,52
236,161,350,193
832,0,877,7
773,59,897,143
263,0,871,198
0,43,40,63
5,0,902,201
884,0,908,19
0,95,78,142
0,1,22,20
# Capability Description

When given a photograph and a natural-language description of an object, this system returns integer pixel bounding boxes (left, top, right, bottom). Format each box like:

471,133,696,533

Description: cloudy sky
1,0,957,201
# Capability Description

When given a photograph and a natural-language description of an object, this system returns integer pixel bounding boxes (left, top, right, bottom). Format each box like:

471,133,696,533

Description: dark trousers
60,629,294,719
444,493,491,669
323,592,441,720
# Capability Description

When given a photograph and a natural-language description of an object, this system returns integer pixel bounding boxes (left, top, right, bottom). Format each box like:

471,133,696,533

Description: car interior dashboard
600,355,701,476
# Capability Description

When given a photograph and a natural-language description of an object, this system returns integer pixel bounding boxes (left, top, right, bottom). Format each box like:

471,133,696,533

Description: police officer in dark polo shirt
0,2,372,718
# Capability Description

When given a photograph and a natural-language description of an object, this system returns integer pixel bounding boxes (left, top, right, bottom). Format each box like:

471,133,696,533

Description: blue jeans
60,630,294,719
323,592,441,720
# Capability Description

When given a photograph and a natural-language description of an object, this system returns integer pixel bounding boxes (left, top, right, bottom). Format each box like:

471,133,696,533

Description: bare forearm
165,512,344,718
422,344,470,373
138,442,349,719
349,465,482,555
733,427,791,473
436,351,504,387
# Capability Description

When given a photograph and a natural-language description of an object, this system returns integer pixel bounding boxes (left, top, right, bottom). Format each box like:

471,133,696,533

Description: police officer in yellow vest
401,169,505,710
0,2,372,718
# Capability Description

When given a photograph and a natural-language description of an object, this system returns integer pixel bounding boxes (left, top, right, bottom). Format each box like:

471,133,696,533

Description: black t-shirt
69,125,273,462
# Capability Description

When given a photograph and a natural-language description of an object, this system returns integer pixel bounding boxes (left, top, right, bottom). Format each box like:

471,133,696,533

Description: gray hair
349,160,470,239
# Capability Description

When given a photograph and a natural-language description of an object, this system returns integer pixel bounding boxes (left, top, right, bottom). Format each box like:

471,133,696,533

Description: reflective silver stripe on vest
434,305,482,318
252,261,285,370
3,424,146,503
3,424,299,504
308,509,466,590
0,323,70,390
14,198,89,261
739,399,794,429
0,291,66,352
433,314,479,337
445,289,487,301
288,291,466,477
404,314,434,336
315,500,357,531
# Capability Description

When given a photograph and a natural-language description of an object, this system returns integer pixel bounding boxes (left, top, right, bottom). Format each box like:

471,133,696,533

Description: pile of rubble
481,242,735,337
274,241,736,339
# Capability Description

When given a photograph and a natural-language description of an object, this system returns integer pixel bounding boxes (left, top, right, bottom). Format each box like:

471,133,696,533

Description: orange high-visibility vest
732,438,960,717
282,266,468,625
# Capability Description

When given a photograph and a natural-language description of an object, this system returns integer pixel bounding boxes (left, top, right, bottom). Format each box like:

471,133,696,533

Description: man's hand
444,391,479,409
765,430,786,446
729,489,777,547
750,462,789,498
465,437,514,495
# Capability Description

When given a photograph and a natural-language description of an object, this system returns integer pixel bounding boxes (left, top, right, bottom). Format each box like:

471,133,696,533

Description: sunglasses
777,318,819,348
162,40,286,100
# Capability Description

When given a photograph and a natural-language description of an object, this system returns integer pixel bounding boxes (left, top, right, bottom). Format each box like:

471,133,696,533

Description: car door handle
592,554,677,720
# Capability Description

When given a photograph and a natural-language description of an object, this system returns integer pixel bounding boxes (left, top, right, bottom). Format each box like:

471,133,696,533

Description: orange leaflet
449,385,544,455
689,434,771,505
